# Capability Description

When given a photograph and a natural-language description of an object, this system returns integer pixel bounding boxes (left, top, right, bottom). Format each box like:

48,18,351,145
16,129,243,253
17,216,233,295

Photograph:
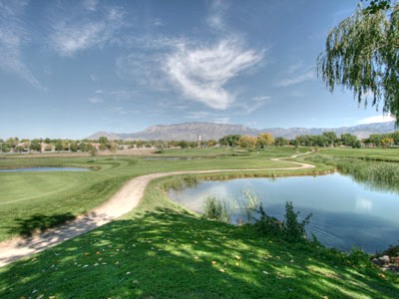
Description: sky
0,0,395,139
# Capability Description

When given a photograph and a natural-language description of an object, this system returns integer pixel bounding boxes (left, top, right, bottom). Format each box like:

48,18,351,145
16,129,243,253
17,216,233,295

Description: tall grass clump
163,175,199,191
202,196,232,223
202,190,313,243
308,155,399,193
241,189,260,223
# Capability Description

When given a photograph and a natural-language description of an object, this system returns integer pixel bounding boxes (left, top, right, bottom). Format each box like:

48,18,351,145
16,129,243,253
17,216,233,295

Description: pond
169,173,399,253
0,167,89,173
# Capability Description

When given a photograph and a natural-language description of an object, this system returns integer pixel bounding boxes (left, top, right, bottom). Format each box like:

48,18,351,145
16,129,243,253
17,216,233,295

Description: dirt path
0,153,315,267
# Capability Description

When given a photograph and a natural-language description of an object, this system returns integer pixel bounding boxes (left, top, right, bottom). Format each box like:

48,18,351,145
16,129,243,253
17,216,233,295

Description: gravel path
0,155,314,267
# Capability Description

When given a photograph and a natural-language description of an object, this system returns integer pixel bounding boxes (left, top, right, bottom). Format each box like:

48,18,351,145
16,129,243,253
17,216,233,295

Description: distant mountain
265,122,396,140
87,121,396,141
86,131,122,140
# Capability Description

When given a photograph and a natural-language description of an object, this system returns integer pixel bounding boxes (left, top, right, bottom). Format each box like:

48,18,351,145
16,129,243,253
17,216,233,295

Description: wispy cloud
0,0,44,89
235,95,271,115
88,97,103,104
50,4,125,56
116,53,168,91
206,0,229,32
358,114,395,125
164,39,264,109
115,0,264,110
82,0,98,12
275,69,315,87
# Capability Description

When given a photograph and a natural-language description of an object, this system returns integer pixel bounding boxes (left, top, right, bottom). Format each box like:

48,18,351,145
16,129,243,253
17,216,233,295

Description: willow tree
317,2,399,124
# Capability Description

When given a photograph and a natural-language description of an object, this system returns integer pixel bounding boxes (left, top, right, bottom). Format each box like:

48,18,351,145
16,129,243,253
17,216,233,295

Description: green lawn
1,177,398,298
319,147,399,162
0,148,305,241
0,147,398,298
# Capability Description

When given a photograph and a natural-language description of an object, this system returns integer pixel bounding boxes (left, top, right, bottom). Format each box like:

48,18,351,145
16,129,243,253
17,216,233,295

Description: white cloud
252,96,271,103
82,0,98,11
88,97,103,104
153,19,164,27
275,69,315,87
0,0,44,90
50,5,125,56
235,96,271,115
358,114,396,125
110,90,138,101
206,0,229,32
164,39,264,109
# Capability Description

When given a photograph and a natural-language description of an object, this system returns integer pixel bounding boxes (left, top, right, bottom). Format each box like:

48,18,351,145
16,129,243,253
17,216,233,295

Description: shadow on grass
9,213,76,238
1,209,398,298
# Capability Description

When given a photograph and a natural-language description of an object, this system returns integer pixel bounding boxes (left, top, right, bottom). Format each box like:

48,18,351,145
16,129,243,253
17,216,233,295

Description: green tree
318,3,399,124
109,142,118,159
341,133,360,148
322,132,339,147
219,134,241,147
70,141,78,152
55,140,63,152
29,139,41,152
274,137,289,146
88,145,98,162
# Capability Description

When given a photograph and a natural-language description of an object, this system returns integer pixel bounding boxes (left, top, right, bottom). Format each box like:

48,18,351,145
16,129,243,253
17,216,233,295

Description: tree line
2,130,398,154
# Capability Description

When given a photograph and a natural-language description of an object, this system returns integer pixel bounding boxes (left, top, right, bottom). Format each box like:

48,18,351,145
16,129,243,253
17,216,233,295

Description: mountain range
87,121,396,141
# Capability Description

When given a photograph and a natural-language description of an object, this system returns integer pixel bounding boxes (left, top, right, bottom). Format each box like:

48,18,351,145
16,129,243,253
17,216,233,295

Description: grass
0,147,398,298
0,148,306,241
0,178,398,298
319,147,399,162
306,149,399,193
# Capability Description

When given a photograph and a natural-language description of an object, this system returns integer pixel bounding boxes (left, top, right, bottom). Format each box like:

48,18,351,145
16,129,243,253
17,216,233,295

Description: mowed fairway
0,148,301,242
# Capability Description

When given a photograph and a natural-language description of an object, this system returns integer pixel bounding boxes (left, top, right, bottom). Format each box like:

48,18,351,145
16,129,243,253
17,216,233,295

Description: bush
283,201,312,242
254,204,282,236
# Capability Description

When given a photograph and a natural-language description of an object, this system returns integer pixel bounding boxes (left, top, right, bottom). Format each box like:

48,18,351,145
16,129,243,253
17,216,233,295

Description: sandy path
0,154,314,267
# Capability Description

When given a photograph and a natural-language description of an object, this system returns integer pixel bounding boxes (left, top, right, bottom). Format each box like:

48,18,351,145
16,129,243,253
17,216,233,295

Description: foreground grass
1,179,398,298
0,148,307,241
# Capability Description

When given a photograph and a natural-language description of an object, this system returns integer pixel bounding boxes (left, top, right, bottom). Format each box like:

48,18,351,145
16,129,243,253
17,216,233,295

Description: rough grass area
0,180,398,298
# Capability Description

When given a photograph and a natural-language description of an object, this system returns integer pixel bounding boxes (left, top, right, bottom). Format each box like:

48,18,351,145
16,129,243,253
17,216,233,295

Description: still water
0,167,89,173
169,173,399,252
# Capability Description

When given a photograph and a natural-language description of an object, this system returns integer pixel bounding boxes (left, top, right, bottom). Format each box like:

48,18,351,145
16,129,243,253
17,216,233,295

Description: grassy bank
1,177,398,298
306,148,399,193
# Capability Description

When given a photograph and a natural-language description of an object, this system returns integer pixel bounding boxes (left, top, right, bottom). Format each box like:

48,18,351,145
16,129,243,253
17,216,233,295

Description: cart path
0,153,315,267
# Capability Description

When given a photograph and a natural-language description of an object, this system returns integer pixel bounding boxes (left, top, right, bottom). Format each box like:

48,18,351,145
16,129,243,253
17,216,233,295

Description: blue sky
0,0,395,139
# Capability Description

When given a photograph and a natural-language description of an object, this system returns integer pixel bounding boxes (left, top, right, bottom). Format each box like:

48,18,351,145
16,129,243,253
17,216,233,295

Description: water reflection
169,173,399,252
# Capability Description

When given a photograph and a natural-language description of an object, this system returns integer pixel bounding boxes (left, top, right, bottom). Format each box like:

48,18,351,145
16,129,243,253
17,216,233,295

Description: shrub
254,204,282,236
283,201,312,242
